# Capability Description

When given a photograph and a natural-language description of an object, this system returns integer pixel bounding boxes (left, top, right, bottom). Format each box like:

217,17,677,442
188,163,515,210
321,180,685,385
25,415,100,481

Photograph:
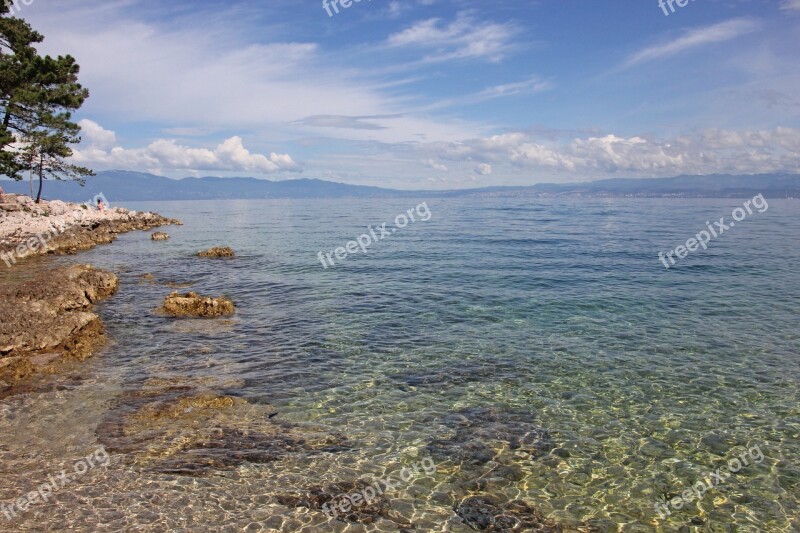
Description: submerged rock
455,496,563,532
96,385,349,475
160,291,235,318
276,480,413,528
196,246,235,258
151,232,170,241
0,265,118,393
425,407,553,467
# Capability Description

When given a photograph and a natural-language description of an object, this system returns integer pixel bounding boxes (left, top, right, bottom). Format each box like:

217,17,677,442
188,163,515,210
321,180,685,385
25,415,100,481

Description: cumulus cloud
78,119,116,150
475,163,492,175
418,127,800,178
73,123,300,175
424,159,448,172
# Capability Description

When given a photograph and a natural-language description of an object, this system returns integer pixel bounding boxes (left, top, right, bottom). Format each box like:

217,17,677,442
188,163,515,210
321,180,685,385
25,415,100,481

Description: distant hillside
1,171,798,201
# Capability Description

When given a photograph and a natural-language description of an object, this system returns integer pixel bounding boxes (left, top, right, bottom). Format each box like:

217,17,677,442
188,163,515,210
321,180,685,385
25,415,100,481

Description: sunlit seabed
1,197,798,532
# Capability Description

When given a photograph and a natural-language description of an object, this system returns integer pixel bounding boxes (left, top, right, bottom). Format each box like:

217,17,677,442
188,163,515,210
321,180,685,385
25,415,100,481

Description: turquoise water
1,197,798,532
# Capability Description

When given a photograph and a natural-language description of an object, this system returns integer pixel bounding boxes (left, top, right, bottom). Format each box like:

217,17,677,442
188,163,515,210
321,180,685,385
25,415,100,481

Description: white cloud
78,119,116,150
424,159,448,172
387,14,519,62
475,163,492,175
292,115,398,131
73,124,300,175
24,3,486,146
417,127,800,178
781,0,800,11
475,77,553,100
623,18,760,68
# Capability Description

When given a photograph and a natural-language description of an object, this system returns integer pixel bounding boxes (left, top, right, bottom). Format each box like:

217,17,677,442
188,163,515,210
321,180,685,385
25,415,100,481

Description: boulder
160,291,235,318
151,232,170,241
196,246,235,258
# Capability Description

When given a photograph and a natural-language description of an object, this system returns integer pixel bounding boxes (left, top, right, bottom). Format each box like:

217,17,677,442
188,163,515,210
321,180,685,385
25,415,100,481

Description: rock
151,232,170,241
95,385,348,476
196,246,235,258
425,407,553,467
160,291,235,318
276,480,413,527
0,208,181,266
0,265,118,393
455,496,563,532
47,200,69,216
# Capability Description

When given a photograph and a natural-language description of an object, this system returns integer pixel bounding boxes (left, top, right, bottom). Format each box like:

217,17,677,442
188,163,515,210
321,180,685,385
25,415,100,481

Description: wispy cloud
474,77,553,101
387,14,519,63
421,76,554,112
781,0,800,11
622,18,760,69
292,115,402,131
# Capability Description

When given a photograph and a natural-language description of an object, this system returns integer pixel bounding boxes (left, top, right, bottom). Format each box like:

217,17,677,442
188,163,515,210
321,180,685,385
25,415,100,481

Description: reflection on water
1,198,798,531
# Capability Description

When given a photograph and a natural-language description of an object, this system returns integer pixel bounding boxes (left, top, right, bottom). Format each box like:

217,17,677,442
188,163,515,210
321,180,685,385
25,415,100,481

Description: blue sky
15,0,800,188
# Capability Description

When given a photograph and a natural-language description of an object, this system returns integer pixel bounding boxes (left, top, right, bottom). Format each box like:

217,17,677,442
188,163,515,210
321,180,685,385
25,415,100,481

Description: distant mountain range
1,170,798,201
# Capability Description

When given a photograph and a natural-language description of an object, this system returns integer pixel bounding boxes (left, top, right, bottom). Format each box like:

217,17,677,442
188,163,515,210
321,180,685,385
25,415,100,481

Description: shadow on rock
425,407,553,469
96,385,349,476
456,496,563,532
277,480,414,527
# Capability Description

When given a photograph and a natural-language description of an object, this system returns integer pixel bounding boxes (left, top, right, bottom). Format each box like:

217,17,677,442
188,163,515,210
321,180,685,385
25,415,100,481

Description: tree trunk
35,155,43,203
0,108,11,150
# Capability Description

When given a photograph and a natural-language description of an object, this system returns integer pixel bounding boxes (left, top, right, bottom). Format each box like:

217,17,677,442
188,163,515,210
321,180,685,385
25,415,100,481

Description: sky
13,0,800,189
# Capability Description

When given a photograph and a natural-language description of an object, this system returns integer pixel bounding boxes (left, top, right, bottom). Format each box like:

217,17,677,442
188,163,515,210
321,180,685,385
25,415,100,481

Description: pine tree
21,117,94,203
0,4,91,189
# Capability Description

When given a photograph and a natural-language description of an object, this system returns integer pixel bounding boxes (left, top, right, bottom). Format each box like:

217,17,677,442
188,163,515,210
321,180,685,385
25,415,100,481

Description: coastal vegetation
0,4,92,202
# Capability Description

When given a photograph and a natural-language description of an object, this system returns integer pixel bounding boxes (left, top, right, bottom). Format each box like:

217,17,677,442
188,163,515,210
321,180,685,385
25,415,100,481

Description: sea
0,196,798,532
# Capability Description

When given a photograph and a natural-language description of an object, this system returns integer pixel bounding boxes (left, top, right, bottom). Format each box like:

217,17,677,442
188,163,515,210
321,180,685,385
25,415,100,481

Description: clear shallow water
0,197,798,532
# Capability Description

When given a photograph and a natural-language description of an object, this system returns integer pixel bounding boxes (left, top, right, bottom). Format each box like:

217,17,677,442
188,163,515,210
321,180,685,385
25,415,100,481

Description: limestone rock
196,246,235,258
160,291,235,318
0,265,118,391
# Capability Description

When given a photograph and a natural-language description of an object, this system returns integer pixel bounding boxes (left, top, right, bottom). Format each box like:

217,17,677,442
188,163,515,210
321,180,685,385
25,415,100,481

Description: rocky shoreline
0,194,181,396
0,264,118,396
0,194,180,265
